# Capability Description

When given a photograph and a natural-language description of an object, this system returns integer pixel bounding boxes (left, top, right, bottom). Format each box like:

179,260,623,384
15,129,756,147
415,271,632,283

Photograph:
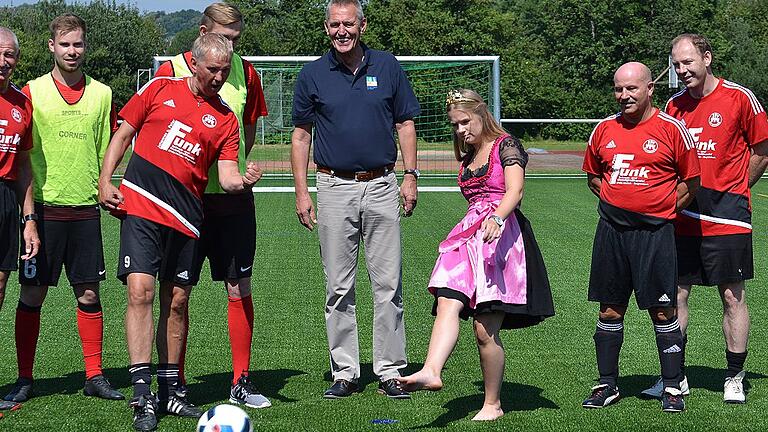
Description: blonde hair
446,89,507,161
201,2,243,27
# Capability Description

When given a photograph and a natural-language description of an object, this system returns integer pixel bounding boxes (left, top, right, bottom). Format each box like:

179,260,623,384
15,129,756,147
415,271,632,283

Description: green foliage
150,9,202,39
0,0,165,107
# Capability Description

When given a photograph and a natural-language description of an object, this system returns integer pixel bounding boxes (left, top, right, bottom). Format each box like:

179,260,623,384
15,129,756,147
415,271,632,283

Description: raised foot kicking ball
196,404,253,432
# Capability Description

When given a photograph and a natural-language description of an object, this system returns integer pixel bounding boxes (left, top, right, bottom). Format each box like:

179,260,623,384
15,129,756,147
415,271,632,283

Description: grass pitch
1,178,767,431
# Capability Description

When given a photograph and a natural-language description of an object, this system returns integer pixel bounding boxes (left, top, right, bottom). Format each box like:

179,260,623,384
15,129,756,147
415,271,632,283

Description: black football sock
594,318,624,387
725,350,747,378
654,317,683,390
129,363,152,399
157,363,180,400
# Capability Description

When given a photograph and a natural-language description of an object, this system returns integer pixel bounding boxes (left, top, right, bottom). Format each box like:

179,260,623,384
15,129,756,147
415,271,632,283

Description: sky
0,0,209,12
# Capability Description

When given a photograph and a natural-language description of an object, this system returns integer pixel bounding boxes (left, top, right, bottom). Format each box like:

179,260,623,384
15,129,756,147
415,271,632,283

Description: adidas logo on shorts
176,270,189,280
663,344,682,354
658,294,671,302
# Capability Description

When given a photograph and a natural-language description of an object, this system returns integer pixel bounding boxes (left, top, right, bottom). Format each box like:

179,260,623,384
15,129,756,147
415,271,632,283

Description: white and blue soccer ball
196,404,253,432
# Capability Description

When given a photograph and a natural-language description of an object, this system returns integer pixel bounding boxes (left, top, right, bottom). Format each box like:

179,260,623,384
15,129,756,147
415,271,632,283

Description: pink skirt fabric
428,200,527,309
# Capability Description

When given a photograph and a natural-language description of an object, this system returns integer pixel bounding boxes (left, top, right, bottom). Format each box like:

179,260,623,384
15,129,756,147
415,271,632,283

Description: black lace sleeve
498,136,528,169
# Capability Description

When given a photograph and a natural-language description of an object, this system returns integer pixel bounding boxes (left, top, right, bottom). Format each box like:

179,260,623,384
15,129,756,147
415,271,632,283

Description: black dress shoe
323,380,359,399
84,375,125,400
378,379,411,399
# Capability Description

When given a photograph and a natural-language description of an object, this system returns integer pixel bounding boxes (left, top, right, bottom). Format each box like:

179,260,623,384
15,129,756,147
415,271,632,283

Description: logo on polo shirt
158,119,202,164
366,75,378,90
11,108,21,123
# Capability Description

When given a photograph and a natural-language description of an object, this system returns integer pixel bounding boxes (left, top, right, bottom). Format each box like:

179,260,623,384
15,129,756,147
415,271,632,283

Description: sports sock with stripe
15,301,41,380
129,363,152,399
76,302,104,380
228,295,254,385
725,350,747,378
654,317,683,390
594,318,624,387
157,363,180,400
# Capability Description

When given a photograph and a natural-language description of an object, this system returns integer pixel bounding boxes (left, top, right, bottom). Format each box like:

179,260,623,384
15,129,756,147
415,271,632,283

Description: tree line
2,0,766,140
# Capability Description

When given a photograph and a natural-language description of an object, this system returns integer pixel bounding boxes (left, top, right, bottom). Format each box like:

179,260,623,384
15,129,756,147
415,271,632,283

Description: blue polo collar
327,43,373,72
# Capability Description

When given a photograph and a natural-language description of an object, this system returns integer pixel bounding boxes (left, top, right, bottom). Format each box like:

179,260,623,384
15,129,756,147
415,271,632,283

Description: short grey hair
0,27,19,55
325,0,364,22
191,32,232,63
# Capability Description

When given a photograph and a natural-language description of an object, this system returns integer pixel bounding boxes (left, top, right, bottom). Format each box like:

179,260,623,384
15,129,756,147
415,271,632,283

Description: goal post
153,55,500,177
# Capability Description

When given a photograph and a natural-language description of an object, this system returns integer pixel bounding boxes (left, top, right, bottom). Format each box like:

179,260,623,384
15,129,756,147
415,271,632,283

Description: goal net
153,55,500,179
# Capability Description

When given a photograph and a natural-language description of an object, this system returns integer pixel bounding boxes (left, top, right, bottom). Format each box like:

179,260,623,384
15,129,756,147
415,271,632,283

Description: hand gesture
243,161,262,188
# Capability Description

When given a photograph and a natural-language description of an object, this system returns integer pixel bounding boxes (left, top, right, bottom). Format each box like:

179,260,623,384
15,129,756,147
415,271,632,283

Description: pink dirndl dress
428,135,554,329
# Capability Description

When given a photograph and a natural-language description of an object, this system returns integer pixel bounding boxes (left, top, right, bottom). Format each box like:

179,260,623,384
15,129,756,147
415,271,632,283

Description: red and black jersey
0,84,33,180
118,77,240,238
583,109,700,226
665,78,768,236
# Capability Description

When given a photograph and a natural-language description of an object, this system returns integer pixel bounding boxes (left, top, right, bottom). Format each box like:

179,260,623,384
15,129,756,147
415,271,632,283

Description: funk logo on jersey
0,119,21,153
688,127,717,159
158,119,202,164
609,153,649,185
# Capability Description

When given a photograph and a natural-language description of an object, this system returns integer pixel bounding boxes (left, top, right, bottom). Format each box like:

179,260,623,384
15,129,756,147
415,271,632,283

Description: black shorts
117,215,200,286
0,181,19,272
588,219,677,310
19,214,105,286
193,210,256,281
677,234,753,286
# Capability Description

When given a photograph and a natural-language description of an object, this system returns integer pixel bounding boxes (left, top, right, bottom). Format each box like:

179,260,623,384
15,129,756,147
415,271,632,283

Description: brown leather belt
317,164,395,182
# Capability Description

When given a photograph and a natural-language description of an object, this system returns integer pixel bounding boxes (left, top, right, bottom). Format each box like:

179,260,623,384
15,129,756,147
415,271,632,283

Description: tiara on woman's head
446,89,475,106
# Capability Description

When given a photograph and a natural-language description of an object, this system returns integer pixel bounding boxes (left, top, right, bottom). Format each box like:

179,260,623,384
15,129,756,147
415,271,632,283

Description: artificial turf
0,178,766,431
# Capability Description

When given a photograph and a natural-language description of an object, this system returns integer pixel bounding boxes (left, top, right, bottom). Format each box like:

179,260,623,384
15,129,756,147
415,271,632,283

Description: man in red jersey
0,29,39,411
98,33,261,432
641,33,768,404
5,14,123,406
154,2,271,409
581,62,700,413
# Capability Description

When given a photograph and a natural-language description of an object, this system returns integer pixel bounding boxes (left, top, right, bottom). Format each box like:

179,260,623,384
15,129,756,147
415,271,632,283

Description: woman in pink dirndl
399,89,554,420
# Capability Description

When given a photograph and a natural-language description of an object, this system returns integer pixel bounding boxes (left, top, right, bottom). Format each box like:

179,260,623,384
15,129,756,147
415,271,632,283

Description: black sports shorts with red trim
588,218,677,310
676,234,753,286
0,180,19,271
117,215,200,286
19,212,106,286
193,210,256,281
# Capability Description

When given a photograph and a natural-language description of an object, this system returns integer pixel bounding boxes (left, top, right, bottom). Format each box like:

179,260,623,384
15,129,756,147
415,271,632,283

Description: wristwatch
22,213,38,223
404,169,420,179
489,215,504,227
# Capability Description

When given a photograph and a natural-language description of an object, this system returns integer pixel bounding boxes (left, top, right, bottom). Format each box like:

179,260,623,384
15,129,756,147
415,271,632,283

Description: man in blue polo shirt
290,0,420,400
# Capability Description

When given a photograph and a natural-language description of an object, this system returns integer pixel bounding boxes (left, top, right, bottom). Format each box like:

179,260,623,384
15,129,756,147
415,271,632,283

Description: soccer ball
196,404,253,432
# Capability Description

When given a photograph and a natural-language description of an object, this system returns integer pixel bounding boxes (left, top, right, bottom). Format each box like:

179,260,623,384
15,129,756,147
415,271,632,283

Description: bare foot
397,370,443,392
471,405,504,421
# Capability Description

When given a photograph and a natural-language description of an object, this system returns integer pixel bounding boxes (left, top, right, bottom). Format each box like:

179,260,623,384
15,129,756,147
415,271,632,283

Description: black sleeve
498,136,528,169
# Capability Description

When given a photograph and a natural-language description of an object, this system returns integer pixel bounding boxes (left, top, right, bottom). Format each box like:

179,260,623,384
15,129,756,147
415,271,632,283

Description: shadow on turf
0,367,131,399
188,368,306,405
410,380,558,429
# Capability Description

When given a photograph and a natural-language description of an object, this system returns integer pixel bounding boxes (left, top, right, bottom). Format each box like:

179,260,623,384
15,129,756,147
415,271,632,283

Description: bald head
613,62,655,124
614,62,652,83
0,27,19,55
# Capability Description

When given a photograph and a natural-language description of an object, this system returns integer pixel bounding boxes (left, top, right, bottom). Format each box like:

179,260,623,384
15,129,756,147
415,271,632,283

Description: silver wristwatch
489,215,504,227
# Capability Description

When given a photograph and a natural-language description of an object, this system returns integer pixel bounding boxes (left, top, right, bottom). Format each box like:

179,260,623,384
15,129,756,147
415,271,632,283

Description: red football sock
178,306,189,386
228,295,254,385
76,306,104,380
15,303,41,379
